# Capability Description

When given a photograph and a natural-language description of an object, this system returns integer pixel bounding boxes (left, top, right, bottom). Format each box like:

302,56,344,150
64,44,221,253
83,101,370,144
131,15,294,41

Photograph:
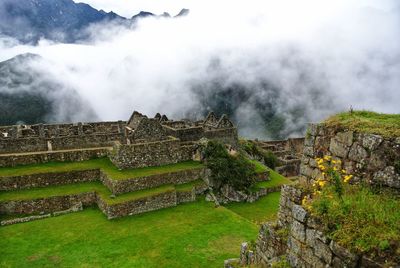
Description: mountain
0,53,97,125
0,0,190,44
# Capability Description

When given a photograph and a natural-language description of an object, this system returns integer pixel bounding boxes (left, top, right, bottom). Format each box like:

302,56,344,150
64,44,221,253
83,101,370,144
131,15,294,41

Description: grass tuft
324,110,400,137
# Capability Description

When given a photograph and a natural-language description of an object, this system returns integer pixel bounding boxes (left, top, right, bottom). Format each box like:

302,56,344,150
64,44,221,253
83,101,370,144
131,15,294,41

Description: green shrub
261,150,278,169
239,139,278,169
204,140,257,192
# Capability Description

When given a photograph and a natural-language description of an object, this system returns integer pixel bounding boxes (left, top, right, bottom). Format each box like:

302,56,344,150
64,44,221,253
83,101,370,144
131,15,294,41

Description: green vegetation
224,192,281,224
324,110,400,137
311,185,400,259
252,168,292,191
0,158,204,180
175,179,203,192
248,159,268,174
0,181,178,205
0,199,258,268
306,156,400,261
203,140,257,192
239,139,278,169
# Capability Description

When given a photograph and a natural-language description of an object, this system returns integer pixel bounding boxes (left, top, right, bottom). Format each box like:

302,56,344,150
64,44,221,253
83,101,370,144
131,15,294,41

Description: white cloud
1,0,399,138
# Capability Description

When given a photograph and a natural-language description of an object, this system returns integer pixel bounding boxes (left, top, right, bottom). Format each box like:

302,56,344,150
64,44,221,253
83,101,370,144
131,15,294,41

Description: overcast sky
74,0,398,18
1,0,399,137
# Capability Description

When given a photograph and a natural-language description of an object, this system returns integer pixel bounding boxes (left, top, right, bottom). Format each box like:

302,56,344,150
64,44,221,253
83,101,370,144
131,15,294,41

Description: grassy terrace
0,158,204,180
0,181,179,205
324,110,400,137
0,199,259,267
248,159,268,174
224,192,281,224
252,168,292,191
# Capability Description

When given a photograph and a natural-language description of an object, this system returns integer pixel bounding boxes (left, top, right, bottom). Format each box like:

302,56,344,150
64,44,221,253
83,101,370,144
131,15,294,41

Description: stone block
348,143,369,162
314,239,332,264
329,138,349,158
373,166,400,189
288,236,302,254
329,241,359,268
303,146,315,157
300,164,313,177
361,133,383,151
292,204,308,223
291,220,306,242
335,131,354,146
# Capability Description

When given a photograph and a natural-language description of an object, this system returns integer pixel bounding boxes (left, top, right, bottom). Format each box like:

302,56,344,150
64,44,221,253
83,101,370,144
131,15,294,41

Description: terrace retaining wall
0,148,111,167
252,184,393,267
301,124,400,189
0,169,100,191
0,167,206,194
0,183,207,220
100,168,206,195
0,192,96,214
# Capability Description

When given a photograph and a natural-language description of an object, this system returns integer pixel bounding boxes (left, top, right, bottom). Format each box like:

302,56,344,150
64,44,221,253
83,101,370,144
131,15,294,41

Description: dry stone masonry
230,123,399,268
0,111,240,224
301,123,400,189
0,111,238,168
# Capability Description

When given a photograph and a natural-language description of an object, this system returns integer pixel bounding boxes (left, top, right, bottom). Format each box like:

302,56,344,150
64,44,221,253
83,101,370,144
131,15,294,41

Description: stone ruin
252,138,304,177
0,111,238,168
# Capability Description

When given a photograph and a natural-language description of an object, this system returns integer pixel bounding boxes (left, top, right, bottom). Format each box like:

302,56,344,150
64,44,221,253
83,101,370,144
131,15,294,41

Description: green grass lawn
0,181,190,205
248,159,268,174
252,168,292,191
0,199,258,268
224,192,281,224
0,158,204,180
324,110,400,137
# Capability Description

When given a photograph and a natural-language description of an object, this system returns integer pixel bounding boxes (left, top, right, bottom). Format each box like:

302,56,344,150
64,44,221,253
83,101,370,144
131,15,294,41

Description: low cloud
0,0,399,138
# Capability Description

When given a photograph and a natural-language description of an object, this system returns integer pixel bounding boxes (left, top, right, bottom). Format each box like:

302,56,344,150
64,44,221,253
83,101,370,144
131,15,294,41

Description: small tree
203,140,257,192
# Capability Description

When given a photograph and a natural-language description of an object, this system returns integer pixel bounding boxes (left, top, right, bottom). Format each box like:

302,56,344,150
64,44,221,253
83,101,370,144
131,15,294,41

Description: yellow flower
317,159,324,165
302,196,308,206
323,155,331,161
332,160,337,164
341,169,346,174
333,167,338,171
318,165,325,171
318,180,327,187
343,175,353,183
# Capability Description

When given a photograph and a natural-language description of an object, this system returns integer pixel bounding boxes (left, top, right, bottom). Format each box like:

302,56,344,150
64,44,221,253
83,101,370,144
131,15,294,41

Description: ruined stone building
0,111,238,168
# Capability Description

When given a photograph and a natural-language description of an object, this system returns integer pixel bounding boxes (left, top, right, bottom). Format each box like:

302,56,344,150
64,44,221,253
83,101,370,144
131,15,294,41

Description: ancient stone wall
100,168,206,195
103,190,177,219
0,192,96,214
0,148,110,167
0,121,125,154
0,169,100,191
204,128,238,147
109,137,192,169
253,184,382,267
301,124,400,189
0,183,207,220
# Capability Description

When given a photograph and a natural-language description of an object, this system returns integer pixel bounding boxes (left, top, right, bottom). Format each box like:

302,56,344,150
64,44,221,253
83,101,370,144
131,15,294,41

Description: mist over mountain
0,0,399,139
0,53,97,125
0,0,188,44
